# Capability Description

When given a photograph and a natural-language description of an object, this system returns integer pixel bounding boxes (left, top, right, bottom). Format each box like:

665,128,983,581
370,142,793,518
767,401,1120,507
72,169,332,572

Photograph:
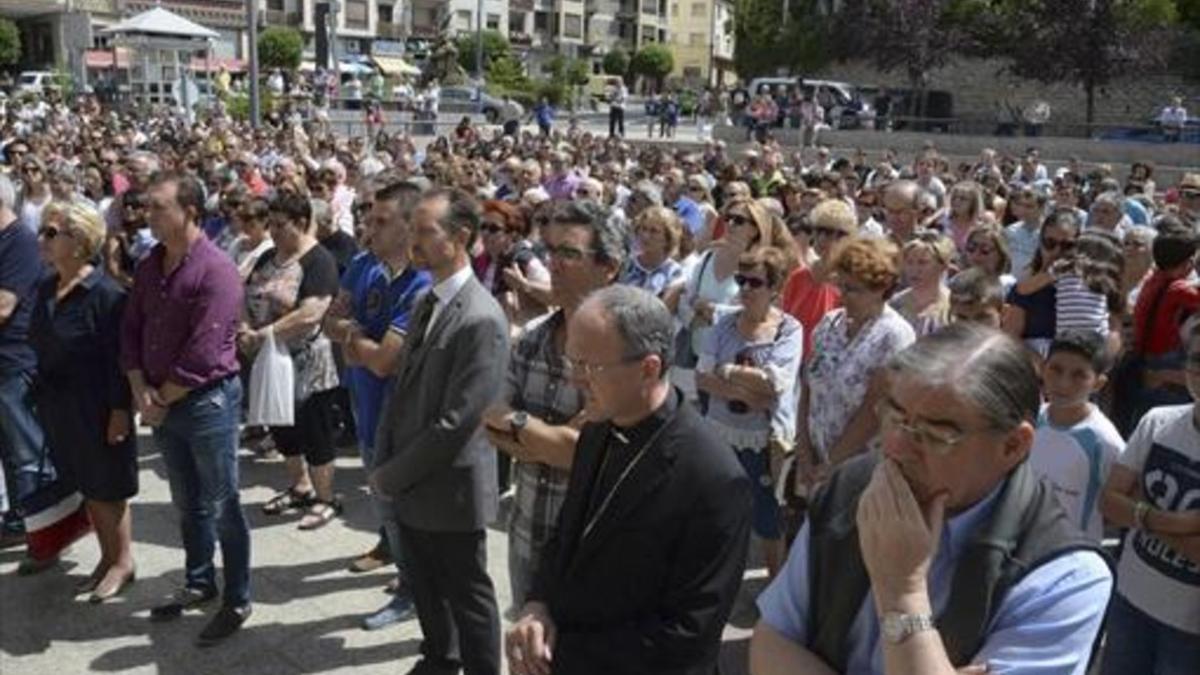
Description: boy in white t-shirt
1030,330,1124,542
1098,322,1200,673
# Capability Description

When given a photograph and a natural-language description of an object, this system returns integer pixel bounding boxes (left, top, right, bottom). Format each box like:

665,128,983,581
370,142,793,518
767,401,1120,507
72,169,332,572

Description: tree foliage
602,49,629,76
631,44,675,91
456,30,511,75
257,27,303,71
974,0,1178,124
0,18,19,67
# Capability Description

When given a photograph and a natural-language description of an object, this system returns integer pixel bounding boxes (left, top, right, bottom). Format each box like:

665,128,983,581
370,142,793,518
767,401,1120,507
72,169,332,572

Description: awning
371,55,420,77
85,49,245,73
300,60,376,75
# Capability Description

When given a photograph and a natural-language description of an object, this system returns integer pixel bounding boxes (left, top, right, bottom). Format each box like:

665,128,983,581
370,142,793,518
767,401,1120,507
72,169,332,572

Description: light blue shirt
757,478,1113,675
1005,220,1041,279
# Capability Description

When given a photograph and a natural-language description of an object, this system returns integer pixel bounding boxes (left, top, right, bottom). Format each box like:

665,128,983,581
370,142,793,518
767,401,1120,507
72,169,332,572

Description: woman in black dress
31,202,137,602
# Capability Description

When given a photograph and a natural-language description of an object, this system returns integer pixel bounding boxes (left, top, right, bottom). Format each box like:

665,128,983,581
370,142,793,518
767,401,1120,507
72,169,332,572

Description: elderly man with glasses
751,324,1112,675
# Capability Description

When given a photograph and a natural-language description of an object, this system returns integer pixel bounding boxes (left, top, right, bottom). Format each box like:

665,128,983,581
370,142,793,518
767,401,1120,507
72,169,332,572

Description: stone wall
808,57,1200,131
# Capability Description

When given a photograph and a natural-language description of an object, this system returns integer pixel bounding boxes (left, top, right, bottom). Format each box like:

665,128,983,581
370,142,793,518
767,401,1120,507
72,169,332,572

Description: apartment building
667,0,734,87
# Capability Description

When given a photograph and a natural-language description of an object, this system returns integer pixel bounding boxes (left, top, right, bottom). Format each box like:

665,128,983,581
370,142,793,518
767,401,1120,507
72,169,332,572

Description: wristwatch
880,612,936,644
510,411,530,442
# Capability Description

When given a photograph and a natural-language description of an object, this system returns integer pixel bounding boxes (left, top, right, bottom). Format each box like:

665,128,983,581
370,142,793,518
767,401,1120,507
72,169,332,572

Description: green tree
631,44,675,92
457,30,511,75
977,0,1178,128
487,55,530,91
0,18,19,68
257,27,303,71
602,49,629,76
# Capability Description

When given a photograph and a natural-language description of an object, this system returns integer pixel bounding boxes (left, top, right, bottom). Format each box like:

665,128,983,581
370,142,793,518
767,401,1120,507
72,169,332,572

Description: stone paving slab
0,434,757,675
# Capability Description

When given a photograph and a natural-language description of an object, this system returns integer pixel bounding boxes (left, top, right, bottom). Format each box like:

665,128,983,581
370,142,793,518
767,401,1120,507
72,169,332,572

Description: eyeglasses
725,213,752,227
564,354,645,379
545,244,593,263
965,242,994,255
876,399,974,456
734,273,768,289
1041,237,1075,252
38,226,70,240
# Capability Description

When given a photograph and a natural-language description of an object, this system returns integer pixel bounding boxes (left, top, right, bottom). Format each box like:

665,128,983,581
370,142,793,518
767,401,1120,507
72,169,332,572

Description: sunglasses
725,213,752,227
38,226,69,240
1182,190,1200,200
22,166,40,174
734,273,768,289
1041,237,1076,252
480,223,507,235
812,226,847,239
966,242,994,255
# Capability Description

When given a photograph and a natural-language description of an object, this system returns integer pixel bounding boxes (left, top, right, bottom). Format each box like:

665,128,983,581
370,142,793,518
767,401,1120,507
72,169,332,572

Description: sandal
262,487,317,515
298,499,343,530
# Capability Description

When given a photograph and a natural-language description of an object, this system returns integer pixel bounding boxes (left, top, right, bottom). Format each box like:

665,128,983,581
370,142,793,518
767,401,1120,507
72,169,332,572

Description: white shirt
425,264,474,340
1030,404,1124,542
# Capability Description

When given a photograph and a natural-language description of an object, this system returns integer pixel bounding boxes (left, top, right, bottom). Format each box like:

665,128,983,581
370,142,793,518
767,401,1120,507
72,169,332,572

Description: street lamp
246,0,260,127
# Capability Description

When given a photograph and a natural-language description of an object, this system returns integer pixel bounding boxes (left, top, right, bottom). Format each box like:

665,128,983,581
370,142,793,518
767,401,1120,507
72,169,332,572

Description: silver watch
880,612,936,644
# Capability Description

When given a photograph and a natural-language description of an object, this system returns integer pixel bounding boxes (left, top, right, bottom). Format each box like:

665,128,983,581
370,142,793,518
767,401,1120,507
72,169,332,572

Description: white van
745,76,874,129
16,71,57,95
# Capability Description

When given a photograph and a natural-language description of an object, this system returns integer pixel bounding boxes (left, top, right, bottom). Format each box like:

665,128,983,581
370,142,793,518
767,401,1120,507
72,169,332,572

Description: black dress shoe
404,658,461,675
149,586,218,621
196,604,251,647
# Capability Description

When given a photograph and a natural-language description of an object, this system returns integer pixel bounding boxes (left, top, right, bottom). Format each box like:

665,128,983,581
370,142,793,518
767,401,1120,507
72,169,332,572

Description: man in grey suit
372,188,509,675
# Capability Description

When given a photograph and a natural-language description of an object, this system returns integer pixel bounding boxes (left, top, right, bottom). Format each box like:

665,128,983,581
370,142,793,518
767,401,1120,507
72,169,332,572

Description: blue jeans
0,369,49,523
154,377,251,608
1101,593,1200,675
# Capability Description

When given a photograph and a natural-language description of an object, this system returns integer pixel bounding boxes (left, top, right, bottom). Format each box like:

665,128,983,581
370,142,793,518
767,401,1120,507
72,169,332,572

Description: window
267,0,284,10
564,13,582,38
692,2,706,17
510,12,526,34
456,10,473,31
378,4,394,23
345,0,368,28
534,11,550,31
641,26,656,43
642,0,656,15
487,13,501,30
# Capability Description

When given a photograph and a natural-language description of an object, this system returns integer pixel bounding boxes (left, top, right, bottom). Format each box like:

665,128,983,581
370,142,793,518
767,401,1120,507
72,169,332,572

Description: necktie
408,291,438,352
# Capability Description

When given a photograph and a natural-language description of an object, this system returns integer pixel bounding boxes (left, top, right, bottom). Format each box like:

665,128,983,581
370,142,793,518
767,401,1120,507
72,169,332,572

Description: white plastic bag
246,327,295,427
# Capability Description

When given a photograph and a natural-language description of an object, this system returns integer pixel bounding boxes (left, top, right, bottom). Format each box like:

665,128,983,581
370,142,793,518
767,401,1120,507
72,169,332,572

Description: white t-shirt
1116,404,1200,635
1030,404,1124,542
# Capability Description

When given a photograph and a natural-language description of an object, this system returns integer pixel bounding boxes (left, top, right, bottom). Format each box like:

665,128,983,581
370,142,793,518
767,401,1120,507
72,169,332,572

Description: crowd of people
0,91,1198,675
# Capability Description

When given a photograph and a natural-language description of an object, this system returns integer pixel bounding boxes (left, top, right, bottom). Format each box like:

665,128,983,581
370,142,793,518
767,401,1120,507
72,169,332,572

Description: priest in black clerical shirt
506,285,753,675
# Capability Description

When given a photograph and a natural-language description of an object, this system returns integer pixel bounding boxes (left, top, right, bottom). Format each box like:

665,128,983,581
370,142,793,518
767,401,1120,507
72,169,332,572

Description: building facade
667,0,733,87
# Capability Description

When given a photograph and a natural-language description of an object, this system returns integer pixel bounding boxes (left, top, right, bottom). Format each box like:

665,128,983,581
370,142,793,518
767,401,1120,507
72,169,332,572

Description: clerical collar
609,388,678,448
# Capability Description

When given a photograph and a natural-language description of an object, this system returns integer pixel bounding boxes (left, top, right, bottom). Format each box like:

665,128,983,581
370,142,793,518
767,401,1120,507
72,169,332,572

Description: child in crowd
1030,331,1125,542
948,267,1004,329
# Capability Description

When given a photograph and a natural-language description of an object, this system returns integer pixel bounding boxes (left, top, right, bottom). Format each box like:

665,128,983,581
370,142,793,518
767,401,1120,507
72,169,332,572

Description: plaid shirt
505,311,583,574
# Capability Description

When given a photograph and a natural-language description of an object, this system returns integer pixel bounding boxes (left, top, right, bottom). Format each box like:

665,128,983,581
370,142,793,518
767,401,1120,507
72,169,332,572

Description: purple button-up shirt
543,171,582,201
120,235,243,389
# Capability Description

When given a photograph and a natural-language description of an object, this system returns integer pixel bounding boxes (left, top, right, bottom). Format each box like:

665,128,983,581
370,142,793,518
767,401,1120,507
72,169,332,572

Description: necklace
581,418,673,542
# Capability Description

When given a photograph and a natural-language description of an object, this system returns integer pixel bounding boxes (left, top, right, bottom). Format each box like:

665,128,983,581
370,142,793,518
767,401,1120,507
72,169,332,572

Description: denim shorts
734,446,782,540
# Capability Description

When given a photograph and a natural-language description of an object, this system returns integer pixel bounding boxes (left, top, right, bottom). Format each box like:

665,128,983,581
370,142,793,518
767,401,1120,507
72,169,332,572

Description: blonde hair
902,230,956,268
64,202,106,260
634,206,683,257
809,199,857,234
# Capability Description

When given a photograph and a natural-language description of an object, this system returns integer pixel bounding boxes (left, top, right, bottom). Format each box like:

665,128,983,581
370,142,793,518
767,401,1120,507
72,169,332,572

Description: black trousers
400,524,500,675
609,106,625,137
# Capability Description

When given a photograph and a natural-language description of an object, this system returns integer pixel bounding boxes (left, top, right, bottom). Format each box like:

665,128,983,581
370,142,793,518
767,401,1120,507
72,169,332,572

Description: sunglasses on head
734,273,768,289
812,226,847,239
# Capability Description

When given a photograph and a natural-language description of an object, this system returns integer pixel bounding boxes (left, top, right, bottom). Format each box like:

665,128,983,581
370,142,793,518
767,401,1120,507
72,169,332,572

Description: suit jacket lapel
399,278,474,385
568,425,676,572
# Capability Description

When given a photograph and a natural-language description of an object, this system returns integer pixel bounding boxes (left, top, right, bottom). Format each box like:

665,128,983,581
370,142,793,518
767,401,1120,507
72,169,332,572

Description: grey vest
806,454,1105,671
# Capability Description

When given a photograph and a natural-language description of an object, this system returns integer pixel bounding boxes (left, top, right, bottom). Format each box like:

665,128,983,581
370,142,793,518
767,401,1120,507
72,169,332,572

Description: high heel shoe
74,566,108,595
89,568,136,604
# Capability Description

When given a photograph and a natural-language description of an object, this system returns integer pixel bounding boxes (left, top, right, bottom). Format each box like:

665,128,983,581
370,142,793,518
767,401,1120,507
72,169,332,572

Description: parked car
16,71,57,96
439,86,524,123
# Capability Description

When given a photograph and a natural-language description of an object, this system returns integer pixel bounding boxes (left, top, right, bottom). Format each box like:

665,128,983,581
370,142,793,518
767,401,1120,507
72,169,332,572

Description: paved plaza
0,431,760,675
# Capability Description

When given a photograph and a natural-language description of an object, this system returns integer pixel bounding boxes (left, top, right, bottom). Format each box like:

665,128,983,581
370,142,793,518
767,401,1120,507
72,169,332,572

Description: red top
780,267,841,360
1132,270,1200,356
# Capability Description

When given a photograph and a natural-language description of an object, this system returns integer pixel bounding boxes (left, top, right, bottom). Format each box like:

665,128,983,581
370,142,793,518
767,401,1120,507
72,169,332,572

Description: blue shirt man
340,250,431,456
750,324,1112,675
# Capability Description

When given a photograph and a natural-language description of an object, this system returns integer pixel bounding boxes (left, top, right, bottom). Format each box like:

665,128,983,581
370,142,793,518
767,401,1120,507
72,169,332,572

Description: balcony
377,23,405,39
509,32,534,47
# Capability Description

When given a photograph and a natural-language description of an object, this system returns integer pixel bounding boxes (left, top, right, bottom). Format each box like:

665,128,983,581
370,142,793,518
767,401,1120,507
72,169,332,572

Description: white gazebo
100,5,218,113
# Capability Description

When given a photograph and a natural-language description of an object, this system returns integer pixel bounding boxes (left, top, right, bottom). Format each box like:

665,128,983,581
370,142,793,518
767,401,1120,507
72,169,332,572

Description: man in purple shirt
120,172,250,647
543,152,582,201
